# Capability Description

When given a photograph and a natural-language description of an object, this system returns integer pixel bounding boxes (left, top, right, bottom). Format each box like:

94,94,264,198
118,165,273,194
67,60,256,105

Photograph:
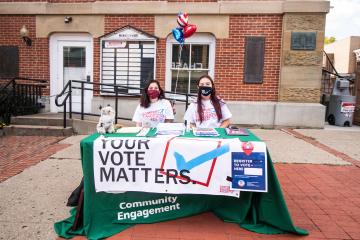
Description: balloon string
173,44,183,104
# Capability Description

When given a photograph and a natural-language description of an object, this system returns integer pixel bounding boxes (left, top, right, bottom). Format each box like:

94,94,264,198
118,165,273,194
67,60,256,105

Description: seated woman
67,80,173,207
132,80,174,127
184,75,232,128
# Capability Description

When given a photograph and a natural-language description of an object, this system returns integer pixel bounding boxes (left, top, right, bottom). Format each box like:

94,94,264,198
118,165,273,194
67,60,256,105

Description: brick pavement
58,163,360,240
0,134,359,239
0,136,70,182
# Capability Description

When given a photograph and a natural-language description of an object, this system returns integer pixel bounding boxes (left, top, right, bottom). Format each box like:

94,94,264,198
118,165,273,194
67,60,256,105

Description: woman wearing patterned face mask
184,75,232,128
133,80,174,127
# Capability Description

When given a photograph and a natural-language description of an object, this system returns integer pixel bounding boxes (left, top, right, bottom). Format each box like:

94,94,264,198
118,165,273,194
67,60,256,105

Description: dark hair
140,80,165,108
196,75,222,123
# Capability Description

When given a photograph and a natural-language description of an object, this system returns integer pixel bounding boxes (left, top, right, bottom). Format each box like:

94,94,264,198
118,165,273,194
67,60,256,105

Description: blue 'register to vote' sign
231,152,267,192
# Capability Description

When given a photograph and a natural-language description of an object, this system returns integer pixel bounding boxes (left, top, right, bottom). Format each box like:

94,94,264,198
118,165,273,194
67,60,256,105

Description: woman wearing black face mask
132,80,174,127
184,75,232,128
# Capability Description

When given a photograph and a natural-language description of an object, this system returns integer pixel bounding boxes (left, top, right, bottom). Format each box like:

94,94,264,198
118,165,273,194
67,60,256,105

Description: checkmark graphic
174,144,230,171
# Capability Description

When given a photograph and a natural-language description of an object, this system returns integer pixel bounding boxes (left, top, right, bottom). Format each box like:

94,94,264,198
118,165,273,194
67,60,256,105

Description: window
63,47,86,88
166,34,215,95
244,37,265,84
63,47,85,68
100,26,157,95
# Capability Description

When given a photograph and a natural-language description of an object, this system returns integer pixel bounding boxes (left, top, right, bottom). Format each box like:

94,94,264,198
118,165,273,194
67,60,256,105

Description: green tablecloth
54,129,308,239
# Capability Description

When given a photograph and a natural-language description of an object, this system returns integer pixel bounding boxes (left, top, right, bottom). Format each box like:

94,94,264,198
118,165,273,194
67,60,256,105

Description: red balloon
183,24,197,38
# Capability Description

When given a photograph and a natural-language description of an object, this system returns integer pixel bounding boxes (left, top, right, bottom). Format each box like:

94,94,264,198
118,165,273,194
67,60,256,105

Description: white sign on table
93,136,267,197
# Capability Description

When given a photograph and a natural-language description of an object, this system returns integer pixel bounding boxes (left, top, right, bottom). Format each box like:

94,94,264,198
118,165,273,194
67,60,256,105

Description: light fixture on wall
20,25,32,46
64,16,73,24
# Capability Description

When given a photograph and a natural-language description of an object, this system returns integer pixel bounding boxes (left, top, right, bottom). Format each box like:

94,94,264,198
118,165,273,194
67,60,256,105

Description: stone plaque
291,32,316,51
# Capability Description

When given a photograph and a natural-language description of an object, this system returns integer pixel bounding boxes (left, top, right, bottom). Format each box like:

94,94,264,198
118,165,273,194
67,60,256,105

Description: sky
325,0,360,40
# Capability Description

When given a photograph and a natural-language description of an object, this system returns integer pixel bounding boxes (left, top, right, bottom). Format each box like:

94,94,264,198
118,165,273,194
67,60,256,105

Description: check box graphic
160,138,226,187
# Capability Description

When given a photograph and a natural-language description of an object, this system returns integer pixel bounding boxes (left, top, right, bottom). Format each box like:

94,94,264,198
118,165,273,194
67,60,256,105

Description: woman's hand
220,119,230,128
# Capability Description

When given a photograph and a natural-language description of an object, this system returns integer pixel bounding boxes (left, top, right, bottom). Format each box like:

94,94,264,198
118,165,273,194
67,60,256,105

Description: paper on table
156,123,185,136
192,128,219,137
136,128,150,136
116,127,142,134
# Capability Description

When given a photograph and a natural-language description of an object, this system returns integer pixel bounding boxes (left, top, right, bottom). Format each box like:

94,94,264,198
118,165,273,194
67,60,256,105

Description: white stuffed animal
96,106,115,134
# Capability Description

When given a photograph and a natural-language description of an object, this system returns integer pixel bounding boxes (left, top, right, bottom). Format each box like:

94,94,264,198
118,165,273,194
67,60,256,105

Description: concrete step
11,116,72,127
8,113,135,135
3,125,74,136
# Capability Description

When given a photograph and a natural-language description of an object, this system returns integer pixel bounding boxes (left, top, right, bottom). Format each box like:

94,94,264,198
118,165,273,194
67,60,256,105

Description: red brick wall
0,15,50,95
0,0,215,2
215,15,282,101
167,0,216,2
93,38,101,94
156,39,166,88
0,14,282,101
104,15,155,39
98,14,282,101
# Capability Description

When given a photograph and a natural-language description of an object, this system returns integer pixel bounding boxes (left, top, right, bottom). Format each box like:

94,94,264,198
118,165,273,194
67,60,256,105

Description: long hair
196,75,223,123
140,80,165,108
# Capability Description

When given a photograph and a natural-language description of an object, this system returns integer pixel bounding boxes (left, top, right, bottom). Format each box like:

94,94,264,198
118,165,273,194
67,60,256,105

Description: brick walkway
0,135,70,182
59,163,360,240
1,135,359,239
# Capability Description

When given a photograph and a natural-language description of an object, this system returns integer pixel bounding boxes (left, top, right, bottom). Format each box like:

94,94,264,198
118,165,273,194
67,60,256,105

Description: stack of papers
156,123,185,136
192,128,219,137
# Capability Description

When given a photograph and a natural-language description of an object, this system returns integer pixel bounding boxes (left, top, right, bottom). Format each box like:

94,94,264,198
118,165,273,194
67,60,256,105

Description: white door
50,33,93,113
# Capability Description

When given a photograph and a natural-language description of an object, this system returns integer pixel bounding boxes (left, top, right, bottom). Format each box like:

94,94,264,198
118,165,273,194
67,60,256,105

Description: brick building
0,0,330,128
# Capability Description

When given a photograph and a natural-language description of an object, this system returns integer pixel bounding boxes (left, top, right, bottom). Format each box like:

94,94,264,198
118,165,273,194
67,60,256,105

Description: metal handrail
13,77,47,83
55,80,71,107
0,77,47,124
55,80,72,128
321,51,356,100
54,80,197,128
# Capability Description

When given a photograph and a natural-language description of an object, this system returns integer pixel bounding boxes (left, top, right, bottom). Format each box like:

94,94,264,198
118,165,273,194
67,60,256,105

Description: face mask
147,89,160,99
199,86,213,96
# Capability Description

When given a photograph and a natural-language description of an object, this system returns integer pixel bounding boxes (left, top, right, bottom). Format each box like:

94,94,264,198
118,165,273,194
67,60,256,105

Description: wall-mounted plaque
291,32,316,51
0,46,19,78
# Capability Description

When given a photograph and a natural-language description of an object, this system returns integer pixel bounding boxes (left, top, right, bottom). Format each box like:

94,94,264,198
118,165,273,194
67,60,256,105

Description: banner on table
93,136,266,197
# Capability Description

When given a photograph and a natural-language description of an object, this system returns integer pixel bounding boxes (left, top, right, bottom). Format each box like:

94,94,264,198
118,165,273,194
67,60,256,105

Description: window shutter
0,46,19,78
244,37,265,84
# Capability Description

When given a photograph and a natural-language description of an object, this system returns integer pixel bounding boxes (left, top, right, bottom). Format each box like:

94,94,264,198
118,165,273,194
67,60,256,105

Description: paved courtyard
0,126,359,240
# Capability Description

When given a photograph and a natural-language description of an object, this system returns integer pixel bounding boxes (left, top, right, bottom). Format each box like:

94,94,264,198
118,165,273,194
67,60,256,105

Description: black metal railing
0,77,47,124
55,80,196,128
322,50,355,102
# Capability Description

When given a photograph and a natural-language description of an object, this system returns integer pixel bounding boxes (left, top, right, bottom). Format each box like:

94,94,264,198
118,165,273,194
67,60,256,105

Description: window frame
165,33,216,98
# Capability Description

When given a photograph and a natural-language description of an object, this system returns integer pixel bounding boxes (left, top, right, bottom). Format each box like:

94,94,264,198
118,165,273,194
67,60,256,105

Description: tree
325,36,336,44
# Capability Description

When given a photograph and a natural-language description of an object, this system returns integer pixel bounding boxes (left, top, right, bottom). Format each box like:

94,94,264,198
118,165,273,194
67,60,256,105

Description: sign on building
100,26,157,95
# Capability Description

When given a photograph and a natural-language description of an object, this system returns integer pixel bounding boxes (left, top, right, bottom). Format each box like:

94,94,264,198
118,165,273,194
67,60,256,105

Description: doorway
50,33,93,113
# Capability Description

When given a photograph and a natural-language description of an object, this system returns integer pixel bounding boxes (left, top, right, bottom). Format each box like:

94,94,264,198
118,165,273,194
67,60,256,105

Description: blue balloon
172,28,184,44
